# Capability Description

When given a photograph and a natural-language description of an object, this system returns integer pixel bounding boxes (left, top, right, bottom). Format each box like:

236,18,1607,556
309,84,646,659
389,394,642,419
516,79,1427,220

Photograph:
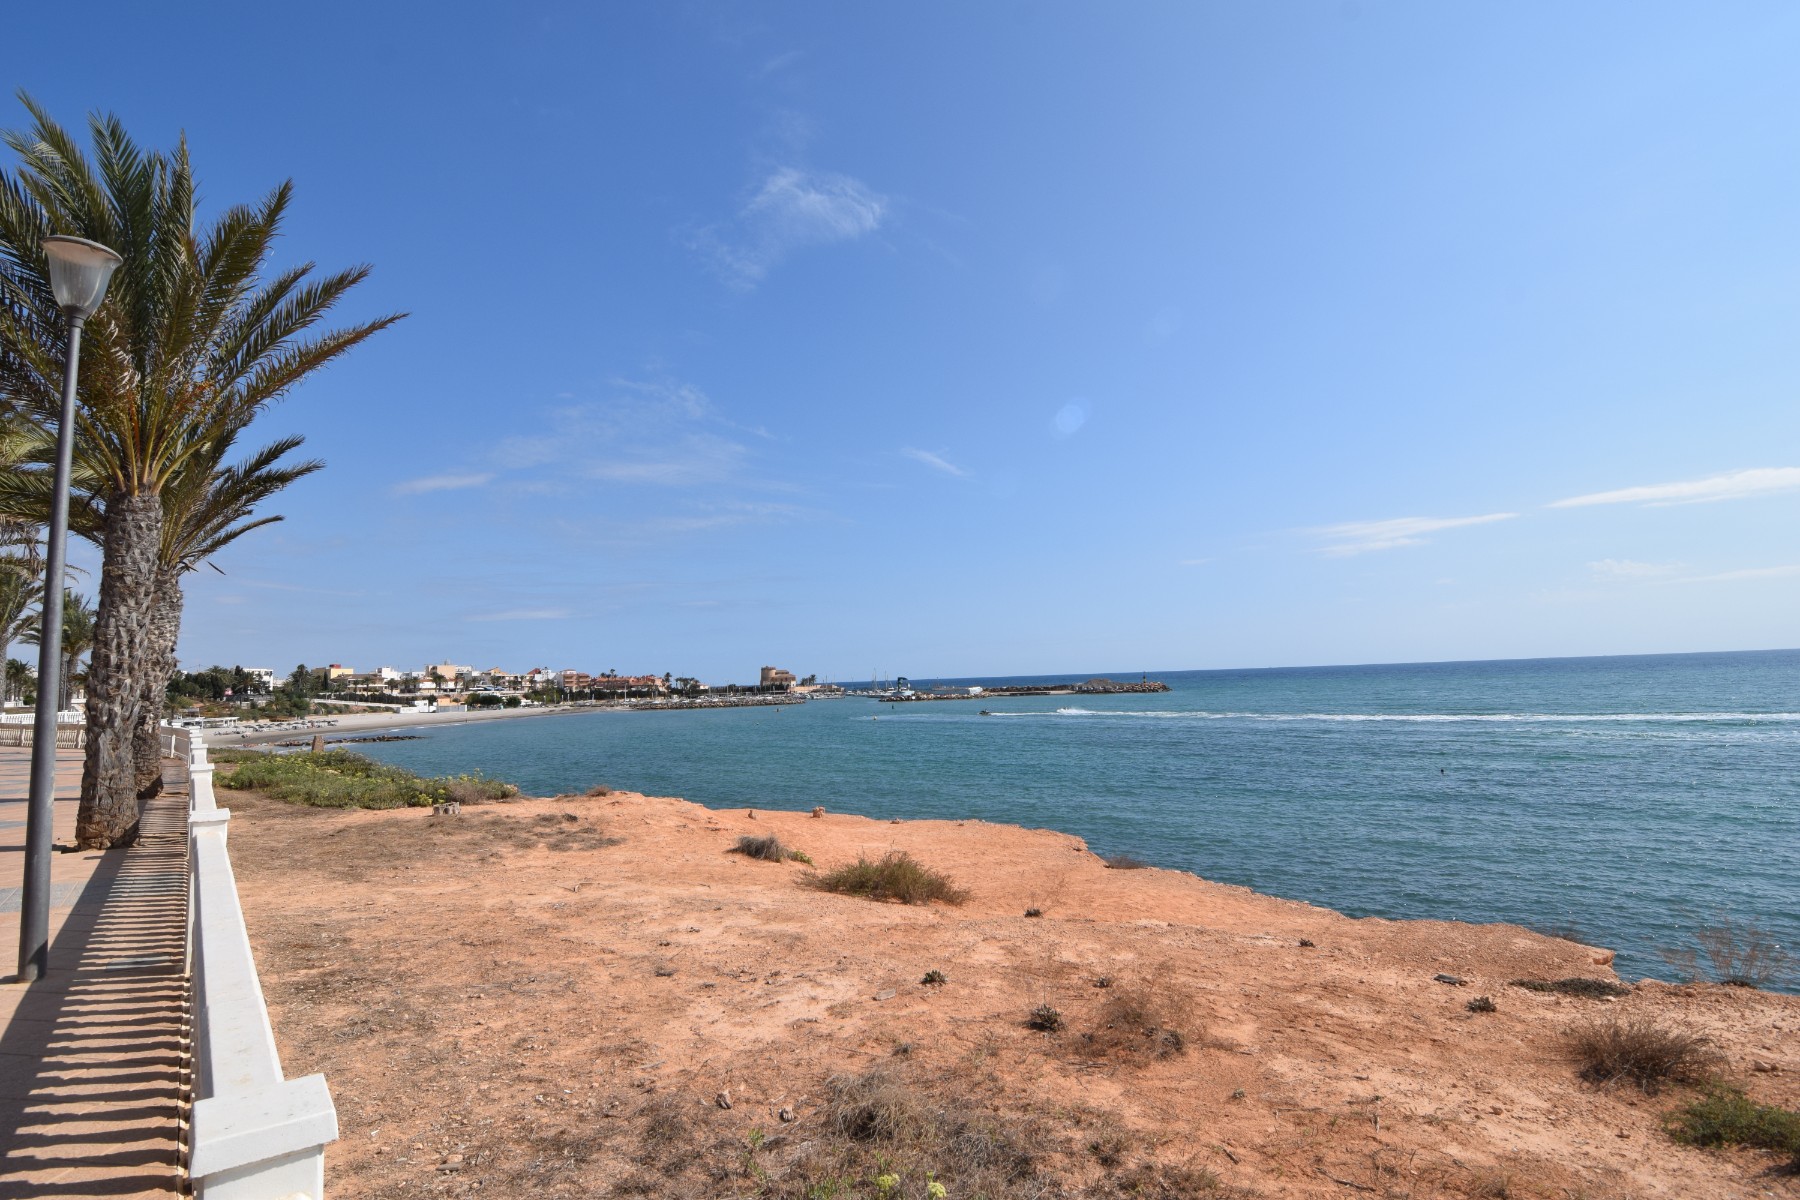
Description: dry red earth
223,784,1800,1199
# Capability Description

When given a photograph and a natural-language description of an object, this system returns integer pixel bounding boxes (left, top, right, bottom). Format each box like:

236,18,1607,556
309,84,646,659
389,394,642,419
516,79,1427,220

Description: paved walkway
0,749,188,1198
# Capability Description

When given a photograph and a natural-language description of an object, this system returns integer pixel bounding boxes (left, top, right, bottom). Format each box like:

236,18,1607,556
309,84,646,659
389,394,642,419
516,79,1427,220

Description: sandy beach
202,702,609,747
221,778,1800,1199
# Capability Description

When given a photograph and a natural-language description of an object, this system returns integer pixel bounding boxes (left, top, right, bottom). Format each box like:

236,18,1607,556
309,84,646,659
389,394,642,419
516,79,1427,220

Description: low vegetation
807,1065,1052,1198
1102,853,1151,870
1661,912,1796,990
1076,984,1190,1061
1667,1085,1800,1170
1466,995,1498,1013
732,833,793,861
1026,1003,1065,1032
215,748,517,809
807,852,970,906
1568,1017,1717,1093
1510,977,1632,999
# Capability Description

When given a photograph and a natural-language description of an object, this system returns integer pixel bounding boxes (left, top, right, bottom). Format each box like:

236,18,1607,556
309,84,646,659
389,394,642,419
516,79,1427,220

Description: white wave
1019,708,1800,724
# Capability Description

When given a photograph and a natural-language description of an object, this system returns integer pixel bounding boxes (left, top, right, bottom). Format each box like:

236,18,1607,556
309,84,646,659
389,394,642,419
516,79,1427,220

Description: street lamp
17,235,122,982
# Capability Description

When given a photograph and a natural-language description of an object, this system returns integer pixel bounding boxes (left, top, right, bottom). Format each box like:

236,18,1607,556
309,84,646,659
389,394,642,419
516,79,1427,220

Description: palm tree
0,97,400,846
0,570,40,704
0,416,47,703
5,657,30,705
23,590,95,712
131,433,322,796
0,423,323,791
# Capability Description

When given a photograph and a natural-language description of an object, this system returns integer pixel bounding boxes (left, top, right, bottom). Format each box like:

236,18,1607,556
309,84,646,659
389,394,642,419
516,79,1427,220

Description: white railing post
182,729,337,1197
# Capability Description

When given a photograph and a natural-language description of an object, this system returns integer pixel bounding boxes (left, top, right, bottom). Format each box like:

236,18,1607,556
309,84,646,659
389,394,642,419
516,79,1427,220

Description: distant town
154,663,1172,724
162,661,839,718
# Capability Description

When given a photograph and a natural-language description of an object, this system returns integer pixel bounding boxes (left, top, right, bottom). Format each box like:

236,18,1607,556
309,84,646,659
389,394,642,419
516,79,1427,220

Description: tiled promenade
0,748,188,1198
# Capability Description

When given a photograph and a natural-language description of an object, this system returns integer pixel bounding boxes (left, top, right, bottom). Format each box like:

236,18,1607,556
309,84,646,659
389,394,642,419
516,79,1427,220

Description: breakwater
627,694,807,711
879,677,1169,703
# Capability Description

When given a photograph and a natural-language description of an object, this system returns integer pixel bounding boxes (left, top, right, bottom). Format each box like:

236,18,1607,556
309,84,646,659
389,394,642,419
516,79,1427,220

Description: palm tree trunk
77,491,162,849
134,572,183,799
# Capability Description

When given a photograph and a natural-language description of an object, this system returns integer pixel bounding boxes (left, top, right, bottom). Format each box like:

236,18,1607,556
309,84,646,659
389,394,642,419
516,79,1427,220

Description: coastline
225,781,1800,1198
204,701,612,746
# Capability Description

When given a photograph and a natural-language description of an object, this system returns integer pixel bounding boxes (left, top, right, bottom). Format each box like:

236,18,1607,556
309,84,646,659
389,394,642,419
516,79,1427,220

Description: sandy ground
222,784,1800,1199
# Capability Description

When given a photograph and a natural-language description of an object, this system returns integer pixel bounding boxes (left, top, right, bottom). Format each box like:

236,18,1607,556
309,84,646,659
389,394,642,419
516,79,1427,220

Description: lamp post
17,235,122,982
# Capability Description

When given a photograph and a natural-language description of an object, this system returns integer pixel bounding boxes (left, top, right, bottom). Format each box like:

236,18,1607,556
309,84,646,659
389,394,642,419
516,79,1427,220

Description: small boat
979,709,991,716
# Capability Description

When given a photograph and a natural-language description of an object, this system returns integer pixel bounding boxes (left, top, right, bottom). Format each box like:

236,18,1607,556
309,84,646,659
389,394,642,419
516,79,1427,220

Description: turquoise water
353,649,1799,987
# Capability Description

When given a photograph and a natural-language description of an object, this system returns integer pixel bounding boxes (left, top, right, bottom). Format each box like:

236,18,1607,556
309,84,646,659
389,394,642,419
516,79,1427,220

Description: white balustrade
175,727,338,1198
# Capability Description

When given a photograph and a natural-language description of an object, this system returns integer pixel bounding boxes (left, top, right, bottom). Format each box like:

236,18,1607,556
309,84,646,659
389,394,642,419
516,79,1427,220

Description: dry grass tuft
585,782,613,797
807,852,970,905
731,833,791,862
633,1095,693,1169
824,1067,933,1143
808,1066,1052,1197
1662,912,1797,990
1569,1016,1718,1093
1077,983,1192,1062
1108,1160,1239,1196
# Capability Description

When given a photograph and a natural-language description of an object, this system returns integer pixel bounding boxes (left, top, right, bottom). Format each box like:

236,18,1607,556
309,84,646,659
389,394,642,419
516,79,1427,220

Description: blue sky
12,2,1800,681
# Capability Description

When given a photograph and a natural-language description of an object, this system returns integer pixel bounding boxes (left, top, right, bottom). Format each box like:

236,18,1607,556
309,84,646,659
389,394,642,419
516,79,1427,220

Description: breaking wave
1015,707,1800,724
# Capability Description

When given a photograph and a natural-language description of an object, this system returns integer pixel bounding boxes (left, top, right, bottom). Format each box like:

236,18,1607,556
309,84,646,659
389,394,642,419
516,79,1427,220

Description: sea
350,649,1799,988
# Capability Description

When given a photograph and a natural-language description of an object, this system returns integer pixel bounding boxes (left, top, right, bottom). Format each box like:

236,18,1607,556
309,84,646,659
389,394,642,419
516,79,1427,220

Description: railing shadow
0,793,189,1199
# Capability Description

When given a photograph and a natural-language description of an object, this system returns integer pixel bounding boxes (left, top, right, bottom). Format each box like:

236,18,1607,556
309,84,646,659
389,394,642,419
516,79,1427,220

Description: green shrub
1668,1085,1800,1168
807,852,970,906
217,749,517,810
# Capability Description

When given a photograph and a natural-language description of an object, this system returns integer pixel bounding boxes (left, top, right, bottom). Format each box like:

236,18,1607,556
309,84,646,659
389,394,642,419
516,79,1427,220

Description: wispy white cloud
757,49,803,77
393,472,493,495
692,167,886,288
1588,558,1681,581
496,379,765,488
553,500,815,544
583,433,749,486
466,608,572,622
1314,513,1517,557
238,579,368,598
1672,563,1800,584
900,447,969,477
1550,467,1800,508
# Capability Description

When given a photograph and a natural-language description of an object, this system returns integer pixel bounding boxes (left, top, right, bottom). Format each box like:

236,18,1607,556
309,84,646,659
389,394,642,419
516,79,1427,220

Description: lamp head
41,235,123,319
